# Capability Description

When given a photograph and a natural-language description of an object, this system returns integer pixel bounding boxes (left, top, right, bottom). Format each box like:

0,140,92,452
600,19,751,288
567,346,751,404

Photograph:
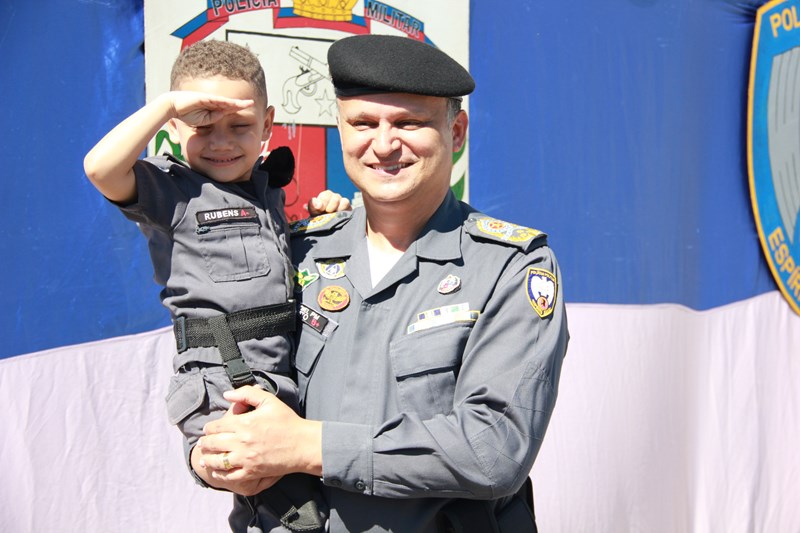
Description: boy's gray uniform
118,155,325,533
120,155,298,438
275,191,570,532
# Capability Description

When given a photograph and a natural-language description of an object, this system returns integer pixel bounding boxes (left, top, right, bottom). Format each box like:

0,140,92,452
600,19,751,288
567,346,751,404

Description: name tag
196,208,257,226
299,304,334,336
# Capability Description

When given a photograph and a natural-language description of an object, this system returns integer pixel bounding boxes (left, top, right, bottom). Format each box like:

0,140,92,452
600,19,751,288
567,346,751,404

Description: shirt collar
415,190,464,261
311,190,465,262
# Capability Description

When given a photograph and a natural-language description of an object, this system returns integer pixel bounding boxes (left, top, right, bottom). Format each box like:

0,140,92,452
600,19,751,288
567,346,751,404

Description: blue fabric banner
0,0,780,358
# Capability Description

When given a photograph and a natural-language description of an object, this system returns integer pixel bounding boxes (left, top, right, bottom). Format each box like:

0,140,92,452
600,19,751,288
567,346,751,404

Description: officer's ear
451,110,468,153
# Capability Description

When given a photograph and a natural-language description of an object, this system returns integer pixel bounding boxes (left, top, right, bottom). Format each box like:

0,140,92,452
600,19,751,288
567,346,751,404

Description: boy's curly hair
170,40,268,108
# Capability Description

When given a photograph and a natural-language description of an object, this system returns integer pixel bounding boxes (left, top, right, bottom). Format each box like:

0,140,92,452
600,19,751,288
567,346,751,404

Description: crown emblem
293,0,358,21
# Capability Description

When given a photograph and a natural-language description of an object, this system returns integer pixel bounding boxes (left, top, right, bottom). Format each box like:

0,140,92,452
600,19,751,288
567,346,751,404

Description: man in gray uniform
193,34,569,533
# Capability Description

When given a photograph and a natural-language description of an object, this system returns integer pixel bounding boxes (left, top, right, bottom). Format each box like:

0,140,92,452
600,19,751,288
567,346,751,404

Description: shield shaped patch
749,0,800,315
526,268,557,318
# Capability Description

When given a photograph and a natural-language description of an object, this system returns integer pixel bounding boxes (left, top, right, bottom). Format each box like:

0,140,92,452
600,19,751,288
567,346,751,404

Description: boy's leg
247,371,327,532
166,364,234,448
166,364,327,532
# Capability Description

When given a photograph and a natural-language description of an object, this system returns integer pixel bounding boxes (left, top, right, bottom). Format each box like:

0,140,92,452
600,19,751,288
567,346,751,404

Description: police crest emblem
526,268,557,318
749,0,800,315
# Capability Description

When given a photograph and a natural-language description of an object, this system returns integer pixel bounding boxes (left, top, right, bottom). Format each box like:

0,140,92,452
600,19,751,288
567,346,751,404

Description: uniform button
329,478,342,487
355,481,366,491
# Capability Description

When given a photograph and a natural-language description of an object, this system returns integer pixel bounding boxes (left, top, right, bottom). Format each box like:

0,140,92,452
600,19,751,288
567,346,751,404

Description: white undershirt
366,236,403,287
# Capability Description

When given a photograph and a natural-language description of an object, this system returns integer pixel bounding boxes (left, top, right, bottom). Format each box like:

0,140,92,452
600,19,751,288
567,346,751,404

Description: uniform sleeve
116,159,186,230
321,246,569,499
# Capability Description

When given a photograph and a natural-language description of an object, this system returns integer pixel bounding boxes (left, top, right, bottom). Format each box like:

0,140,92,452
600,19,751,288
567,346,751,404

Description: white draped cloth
2,291,798,532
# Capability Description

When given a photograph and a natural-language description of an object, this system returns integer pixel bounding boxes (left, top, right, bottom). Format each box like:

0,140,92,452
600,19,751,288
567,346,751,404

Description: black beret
327,34,475,97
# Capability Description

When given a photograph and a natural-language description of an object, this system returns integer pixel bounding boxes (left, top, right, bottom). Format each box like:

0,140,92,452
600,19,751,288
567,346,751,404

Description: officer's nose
372,123,400,156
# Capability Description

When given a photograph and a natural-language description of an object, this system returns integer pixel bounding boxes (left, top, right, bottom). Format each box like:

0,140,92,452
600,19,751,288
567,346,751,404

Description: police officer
194,34,569,533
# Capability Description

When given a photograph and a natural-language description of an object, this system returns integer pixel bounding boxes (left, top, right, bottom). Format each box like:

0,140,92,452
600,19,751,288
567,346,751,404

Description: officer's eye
350,120,375,130
397,120,423,129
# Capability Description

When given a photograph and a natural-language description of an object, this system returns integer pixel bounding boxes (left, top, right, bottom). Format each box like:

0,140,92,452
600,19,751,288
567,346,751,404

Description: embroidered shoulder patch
291,213,336,233
526,267,557,318
466,216,546,251
290,211,352,235
477,217,542,242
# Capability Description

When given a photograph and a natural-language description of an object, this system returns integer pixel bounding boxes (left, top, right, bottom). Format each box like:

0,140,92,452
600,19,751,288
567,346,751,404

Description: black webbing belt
173,300,296,389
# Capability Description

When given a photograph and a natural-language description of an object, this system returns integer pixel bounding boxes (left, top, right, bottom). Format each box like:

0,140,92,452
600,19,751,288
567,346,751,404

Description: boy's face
168,76,274,183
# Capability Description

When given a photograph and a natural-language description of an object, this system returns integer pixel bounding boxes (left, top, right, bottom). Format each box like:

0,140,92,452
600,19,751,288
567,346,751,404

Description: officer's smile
368,162,412,174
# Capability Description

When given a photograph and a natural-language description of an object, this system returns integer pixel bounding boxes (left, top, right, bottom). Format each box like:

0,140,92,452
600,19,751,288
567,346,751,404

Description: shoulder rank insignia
466,216,546,250
290,211,352,235
526,267,557,318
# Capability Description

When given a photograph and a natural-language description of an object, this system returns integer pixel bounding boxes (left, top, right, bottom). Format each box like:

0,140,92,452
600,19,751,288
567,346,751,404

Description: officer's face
168,76,273,183
337,93,467,212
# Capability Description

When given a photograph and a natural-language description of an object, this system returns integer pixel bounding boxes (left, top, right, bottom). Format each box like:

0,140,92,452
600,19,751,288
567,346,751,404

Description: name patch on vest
196,208,257,226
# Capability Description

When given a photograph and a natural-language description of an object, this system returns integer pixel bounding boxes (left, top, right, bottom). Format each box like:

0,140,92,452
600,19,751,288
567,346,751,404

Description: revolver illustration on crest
282,46,328,115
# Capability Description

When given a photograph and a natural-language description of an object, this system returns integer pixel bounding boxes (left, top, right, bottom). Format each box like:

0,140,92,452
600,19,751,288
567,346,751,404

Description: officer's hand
307,190,351,216
197,386,323,482
233,476,283,497
190,444,281,496
217,474,282,497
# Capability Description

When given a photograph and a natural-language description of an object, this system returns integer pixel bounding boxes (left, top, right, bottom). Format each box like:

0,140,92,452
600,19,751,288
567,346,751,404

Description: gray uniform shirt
289,191,569,532
120,156,295,374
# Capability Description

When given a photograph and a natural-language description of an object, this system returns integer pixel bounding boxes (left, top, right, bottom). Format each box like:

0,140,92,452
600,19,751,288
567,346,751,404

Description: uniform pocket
165,366,233,446
165,370,207,426
389,323,472,419
197,222,271,282
293,324,329,399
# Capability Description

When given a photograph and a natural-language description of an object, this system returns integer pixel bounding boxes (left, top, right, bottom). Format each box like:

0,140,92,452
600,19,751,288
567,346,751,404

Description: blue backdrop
0,0,776,359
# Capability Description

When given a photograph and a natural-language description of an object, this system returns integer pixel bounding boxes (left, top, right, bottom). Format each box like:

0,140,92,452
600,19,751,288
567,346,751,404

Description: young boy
84,40,341,532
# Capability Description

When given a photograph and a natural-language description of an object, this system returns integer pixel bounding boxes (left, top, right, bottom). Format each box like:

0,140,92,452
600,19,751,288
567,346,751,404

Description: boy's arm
83,93,177,203
83,92,254,203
